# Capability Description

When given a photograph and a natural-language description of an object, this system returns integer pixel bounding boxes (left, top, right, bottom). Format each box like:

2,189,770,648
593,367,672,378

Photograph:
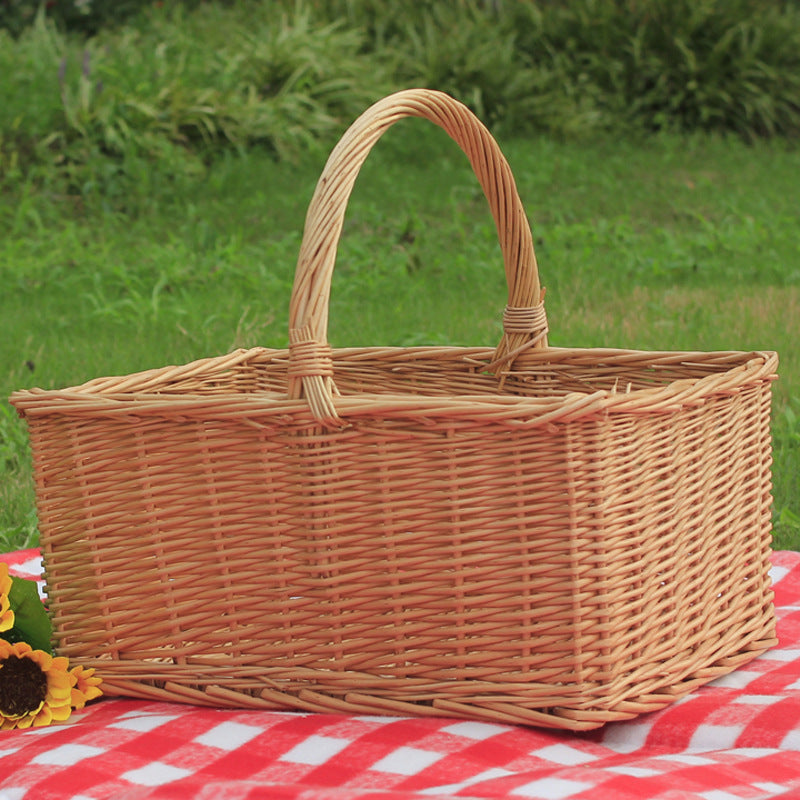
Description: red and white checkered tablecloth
3,548,800,800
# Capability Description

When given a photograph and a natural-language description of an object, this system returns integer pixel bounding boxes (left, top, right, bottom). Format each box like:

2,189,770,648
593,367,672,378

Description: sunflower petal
69,664,104,709
49,703,72,723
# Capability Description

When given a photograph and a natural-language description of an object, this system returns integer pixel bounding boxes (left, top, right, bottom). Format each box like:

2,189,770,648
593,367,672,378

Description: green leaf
1,576,53,654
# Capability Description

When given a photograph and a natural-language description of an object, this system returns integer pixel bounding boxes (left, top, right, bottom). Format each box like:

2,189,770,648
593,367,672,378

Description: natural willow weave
11,89,778,730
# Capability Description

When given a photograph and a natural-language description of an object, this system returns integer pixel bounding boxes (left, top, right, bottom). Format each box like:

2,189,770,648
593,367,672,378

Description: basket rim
10,346,777,426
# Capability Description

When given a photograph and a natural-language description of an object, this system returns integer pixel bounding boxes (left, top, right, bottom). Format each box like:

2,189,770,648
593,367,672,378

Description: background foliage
1,1,799,551
2,0,800,198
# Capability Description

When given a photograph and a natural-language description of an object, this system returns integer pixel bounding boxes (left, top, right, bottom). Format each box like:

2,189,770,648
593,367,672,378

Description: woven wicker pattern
11,89,777,730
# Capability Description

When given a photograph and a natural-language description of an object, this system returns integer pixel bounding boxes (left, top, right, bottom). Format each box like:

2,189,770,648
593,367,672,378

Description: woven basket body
11,90,777,731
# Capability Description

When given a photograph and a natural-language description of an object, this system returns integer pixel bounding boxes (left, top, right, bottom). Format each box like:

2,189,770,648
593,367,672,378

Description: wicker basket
11,89,778,731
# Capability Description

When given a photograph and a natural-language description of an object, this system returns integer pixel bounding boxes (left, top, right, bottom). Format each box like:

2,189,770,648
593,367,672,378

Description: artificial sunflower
69,664,103,710
0,563,13,633
0,640,73,730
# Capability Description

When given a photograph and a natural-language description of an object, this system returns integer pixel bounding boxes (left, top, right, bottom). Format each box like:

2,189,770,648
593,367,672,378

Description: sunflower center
0,654,48,717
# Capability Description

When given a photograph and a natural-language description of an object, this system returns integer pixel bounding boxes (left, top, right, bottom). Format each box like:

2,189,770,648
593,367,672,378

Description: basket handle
287,88,548,425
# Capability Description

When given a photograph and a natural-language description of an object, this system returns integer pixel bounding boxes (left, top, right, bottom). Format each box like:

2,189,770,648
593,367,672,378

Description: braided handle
288,88,547,425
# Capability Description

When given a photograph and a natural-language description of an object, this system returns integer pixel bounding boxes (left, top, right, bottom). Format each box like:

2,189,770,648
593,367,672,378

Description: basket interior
76,345,774,404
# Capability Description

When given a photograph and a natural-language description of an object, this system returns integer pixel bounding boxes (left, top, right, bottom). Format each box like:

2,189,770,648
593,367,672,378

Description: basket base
81,633,777,731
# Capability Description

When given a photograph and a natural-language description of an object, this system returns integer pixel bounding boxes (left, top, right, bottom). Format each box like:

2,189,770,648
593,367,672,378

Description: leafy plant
0,0,173,37
299,0,800,140
511,0,800,138
1,4,391,204
3,0,800,204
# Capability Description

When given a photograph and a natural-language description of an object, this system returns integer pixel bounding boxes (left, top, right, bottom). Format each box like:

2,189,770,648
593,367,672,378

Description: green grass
2,122,799,550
